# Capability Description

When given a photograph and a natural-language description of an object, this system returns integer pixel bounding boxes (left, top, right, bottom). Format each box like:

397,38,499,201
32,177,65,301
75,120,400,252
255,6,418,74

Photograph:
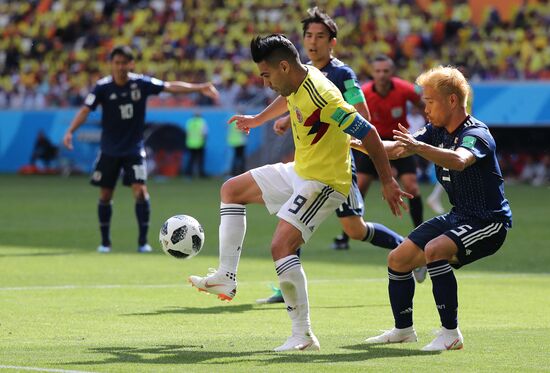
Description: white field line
0,272,548,292
0,365,98,373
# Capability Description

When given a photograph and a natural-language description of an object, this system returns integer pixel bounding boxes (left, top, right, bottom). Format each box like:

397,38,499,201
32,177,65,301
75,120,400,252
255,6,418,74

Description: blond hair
416,66,471,108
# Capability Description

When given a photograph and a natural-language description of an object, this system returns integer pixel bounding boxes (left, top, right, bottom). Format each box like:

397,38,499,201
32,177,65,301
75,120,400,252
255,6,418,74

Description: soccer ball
159,215,204,259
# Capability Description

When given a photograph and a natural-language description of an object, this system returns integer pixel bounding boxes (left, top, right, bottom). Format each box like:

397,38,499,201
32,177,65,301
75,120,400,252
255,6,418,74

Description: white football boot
137,244,153,253
422,327,463,351
365,326,418,344
97,245,111,253
413,266,428,283
188,268,237,301
274,331,320,352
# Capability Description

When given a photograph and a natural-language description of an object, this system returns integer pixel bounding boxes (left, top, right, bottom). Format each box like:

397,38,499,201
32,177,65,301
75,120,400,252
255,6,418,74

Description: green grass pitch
1,175,549,372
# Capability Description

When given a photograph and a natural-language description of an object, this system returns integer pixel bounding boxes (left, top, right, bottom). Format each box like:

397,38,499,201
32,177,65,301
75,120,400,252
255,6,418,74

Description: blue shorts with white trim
408,213,508,269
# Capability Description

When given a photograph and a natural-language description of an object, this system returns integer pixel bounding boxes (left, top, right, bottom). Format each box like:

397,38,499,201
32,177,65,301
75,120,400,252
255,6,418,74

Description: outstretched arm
164,81,219,101
63,106,91,150
393,124,476,170
228,95,289,132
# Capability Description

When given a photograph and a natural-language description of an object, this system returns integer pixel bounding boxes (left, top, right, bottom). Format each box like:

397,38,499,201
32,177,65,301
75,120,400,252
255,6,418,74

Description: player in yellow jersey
189,34,411,352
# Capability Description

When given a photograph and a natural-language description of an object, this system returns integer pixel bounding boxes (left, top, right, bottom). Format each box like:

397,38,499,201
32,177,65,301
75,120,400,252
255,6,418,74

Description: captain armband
343,86,365,105
343,115,373,139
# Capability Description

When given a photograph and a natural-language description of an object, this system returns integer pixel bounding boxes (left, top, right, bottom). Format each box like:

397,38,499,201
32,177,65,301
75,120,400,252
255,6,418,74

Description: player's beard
276,85,292,97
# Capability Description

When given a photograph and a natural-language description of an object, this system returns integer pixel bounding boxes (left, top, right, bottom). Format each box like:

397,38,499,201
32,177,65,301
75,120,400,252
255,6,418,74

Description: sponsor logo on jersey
109,93,117,100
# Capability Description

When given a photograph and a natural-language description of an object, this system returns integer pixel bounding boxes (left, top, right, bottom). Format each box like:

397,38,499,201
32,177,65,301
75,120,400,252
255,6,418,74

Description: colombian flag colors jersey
287,66,359,196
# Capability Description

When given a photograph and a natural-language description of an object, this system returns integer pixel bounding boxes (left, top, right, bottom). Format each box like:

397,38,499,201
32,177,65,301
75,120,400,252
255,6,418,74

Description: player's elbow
449,156,469,171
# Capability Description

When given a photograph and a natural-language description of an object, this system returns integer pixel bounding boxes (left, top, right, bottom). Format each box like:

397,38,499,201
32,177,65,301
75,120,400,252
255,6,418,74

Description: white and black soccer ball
159,215,204,259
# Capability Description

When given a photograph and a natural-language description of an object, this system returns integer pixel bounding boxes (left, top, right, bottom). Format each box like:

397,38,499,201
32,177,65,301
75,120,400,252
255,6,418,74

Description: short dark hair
110,45,134,61
301,7,338,39
250,34,300,66
371,54,394,65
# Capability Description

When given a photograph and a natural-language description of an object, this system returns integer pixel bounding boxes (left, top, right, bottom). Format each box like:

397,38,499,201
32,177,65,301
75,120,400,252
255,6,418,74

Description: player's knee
220,177,242,203
99,190,113,202
388,247,415,272
387,249,406,270
133,186,148,201
424,240,448,262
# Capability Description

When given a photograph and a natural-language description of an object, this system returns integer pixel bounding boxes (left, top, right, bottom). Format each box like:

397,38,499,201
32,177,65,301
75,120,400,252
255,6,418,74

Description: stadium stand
0,0,548,109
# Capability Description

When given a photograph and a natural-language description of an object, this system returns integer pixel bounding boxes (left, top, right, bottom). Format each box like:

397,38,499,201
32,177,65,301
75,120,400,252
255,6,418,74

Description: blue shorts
90,152,147,189
408,213,508,269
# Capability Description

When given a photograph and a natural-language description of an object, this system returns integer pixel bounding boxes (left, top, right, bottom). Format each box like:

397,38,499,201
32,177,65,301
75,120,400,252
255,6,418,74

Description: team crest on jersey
294,107,303,123
131,89,141,101
84,93,96,106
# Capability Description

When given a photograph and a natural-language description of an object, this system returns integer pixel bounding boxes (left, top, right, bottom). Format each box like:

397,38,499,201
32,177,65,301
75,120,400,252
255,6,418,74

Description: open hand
381,177,414,217
228,114,261,135
63,132,73,150
201,83,220,101
393,123,421,152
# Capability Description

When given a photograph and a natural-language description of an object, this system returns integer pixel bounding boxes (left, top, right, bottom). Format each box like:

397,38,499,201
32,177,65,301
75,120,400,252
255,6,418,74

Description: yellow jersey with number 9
286,66,360,196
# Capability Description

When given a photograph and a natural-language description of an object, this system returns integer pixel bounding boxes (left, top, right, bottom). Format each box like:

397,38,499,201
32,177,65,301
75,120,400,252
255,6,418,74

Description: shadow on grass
69,344,270,366
264,344,439,364
0,251,74,257
68,343,438,367
124,304,275,316
124,303,374,317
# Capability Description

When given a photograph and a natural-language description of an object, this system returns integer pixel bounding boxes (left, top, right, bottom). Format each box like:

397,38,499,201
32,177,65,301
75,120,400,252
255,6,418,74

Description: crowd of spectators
0,0,549,109
499,152,550,186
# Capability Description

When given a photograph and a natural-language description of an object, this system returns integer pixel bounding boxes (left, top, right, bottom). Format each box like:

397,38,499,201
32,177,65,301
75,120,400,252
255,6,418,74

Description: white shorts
250,162,346,242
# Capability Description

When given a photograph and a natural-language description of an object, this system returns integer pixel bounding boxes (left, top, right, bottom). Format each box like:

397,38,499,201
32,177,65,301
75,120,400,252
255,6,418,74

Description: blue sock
135,199,150,246
427,260,458,329
98,201,112,247
388,268,415,329
363,222,404,250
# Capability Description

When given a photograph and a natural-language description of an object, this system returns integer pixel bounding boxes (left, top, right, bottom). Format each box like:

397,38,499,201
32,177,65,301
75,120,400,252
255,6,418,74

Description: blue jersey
309,58,365,106
84,73,165,156
414,116,512,226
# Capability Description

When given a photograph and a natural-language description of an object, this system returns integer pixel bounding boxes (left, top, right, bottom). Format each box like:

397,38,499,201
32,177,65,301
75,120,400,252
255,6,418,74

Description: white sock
218,203,246,277
429,183,444,200
275,255,311,335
